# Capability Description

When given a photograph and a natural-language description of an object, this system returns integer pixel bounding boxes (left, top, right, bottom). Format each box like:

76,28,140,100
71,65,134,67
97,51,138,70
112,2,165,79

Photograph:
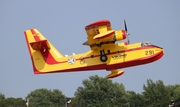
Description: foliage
167,84,180,102
26,88,66,107
0,93,26,107
72,75,129,107
127,91,145,107
4,97,26,107
142,79,169,106
0,93,6,107
1,76,180,107
72,77,180,107
142,79,180,107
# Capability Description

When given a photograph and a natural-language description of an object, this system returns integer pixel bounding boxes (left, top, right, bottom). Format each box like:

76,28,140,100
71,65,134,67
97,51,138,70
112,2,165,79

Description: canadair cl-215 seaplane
24,20,164,78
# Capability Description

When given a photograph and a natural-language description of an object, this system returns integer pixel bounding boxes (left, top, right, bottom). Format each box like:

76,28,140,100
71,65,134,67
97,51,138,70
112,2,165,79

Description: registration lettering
112,54,127,59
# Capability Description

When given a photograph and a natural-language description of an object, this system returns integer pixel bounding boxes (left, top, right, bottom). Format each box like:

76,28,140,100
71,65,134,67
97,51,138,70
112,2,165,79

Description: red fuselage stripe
34,51,163,74
40,45,157,64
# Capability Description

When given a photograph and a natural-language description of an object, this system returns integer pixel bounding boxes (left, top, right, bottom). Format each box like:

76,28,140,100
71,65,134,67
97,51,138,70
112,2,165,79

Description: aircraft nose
155,46,164,53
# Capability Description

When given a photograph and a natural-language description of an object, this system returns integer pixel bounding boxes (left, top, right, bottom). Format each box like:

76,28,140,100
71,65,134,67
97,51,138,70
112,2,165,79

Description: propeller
124,20,130,44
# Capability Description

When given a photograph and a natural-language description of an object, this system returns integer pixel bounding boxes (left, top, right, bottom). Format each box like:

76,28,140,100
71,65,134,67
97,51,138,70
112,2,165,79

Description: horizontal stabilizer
30,40,50,51
82,41,89,46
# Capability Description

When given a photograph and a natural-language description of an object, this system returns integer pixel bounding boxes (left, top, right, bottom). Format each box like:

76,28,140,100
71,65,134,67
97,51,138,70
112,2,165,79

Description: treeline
0,75,180,107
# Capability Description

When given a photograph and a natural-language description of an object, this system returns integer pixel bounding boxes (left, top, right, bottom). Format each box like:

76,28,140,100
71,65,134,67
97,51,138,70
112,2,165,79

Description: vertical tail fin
24,28,64,74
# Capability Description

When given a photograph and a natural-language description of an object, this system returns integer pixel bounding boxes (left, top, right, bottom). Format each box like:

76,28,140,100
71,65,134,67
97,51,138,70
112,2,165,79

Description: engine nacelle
115,30,127,41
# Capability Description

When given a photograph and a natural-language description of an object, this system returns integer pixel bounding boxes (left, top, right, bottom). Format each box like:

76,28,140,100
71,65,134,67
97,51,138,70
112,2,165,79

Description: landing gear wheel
100,55,108,62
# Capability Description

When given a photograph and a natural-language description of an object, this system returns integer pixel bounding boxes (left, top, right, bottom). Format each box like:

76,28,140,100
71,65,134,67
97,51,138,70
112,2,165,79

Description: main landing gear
100,50,108,62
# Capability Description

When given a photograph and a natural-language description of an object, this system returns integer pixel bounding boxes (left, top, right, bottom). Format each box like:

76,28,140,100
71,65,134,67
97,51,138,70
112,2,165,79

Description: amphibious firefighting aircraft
24,20,164,78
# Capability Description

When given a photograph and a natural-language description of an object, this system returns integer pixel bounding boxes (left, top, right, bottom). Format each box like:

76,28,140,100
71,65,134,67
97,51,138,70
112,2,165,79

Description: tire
100,55,108,62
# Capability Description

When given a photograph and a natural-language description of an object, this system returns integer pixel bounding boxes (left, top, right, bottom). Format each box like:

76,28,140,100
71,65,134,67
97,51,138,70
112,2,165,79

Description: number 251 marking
145,50,154,55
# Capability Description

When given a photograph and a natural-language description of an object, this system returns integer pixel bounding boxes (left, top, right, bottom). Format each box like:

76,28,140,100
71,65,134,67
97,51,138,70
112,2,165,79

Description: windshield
141,41,152,47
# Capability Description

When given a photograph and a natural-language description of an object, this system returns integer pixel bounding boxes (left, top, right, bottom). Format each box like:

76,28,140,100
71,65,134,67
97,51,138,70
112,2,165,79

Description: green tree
127,91,145,107
172,85,180,102
72,75,129,107
167,84,180,105
0,93,6,107
4,97,26,107
0,93,26,107
142,79,169,107
26,88,66,107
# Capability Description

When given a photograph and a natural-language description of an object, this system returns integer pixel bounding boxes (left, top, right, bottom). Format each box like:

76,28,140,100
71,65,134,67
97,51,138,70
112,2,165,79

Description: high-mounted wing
83,20,127,49
84,20,113,47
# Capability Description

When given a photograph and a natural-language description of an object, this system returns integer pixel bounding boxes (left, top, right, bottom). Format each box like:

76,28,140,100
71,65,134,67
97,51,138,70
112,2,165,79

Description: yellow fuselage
32,42,163,74
24,28,164,75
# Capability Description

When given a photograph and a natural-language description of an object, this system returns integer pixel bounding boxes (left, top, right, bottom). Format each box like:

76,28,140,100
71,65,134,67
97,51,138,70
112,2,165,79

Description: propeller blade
124,20,130,44
124,20,128,32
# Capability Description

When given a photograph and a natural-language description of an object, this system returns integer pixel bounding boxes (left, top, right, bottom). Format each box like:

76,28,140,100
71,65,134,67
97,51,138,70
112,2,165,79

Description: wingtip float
24,20,164,79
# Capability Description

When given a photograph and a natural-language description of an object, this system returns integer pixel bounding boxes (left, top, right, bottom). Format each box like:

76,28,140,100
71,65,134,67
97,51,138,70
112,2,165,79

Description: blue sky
0,1,180,98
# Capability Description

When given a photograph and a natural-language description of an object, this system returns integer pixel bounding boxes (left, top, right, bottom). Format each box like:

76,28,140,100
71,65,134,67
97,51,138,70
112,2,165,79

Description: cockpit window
141,41,152,47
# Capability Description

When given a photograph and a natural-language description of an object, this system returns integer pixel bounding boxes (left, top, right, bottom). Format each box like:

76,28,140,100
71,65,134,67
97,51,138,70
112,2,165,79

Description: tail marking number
145,50,154,55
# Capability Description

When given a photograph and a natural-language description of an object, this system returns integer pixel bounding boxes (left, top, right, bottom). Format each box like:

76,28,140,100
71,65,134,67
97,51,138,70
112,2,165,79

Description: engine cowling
114,30,127,41
83,29,127,47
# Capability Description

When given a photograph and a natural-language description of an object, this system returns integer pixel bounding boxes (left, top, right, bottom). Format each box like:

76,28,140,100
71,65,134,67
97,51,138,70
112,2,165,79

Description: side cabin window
141,43,145,47
96,29,100,34
141,42,152,47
